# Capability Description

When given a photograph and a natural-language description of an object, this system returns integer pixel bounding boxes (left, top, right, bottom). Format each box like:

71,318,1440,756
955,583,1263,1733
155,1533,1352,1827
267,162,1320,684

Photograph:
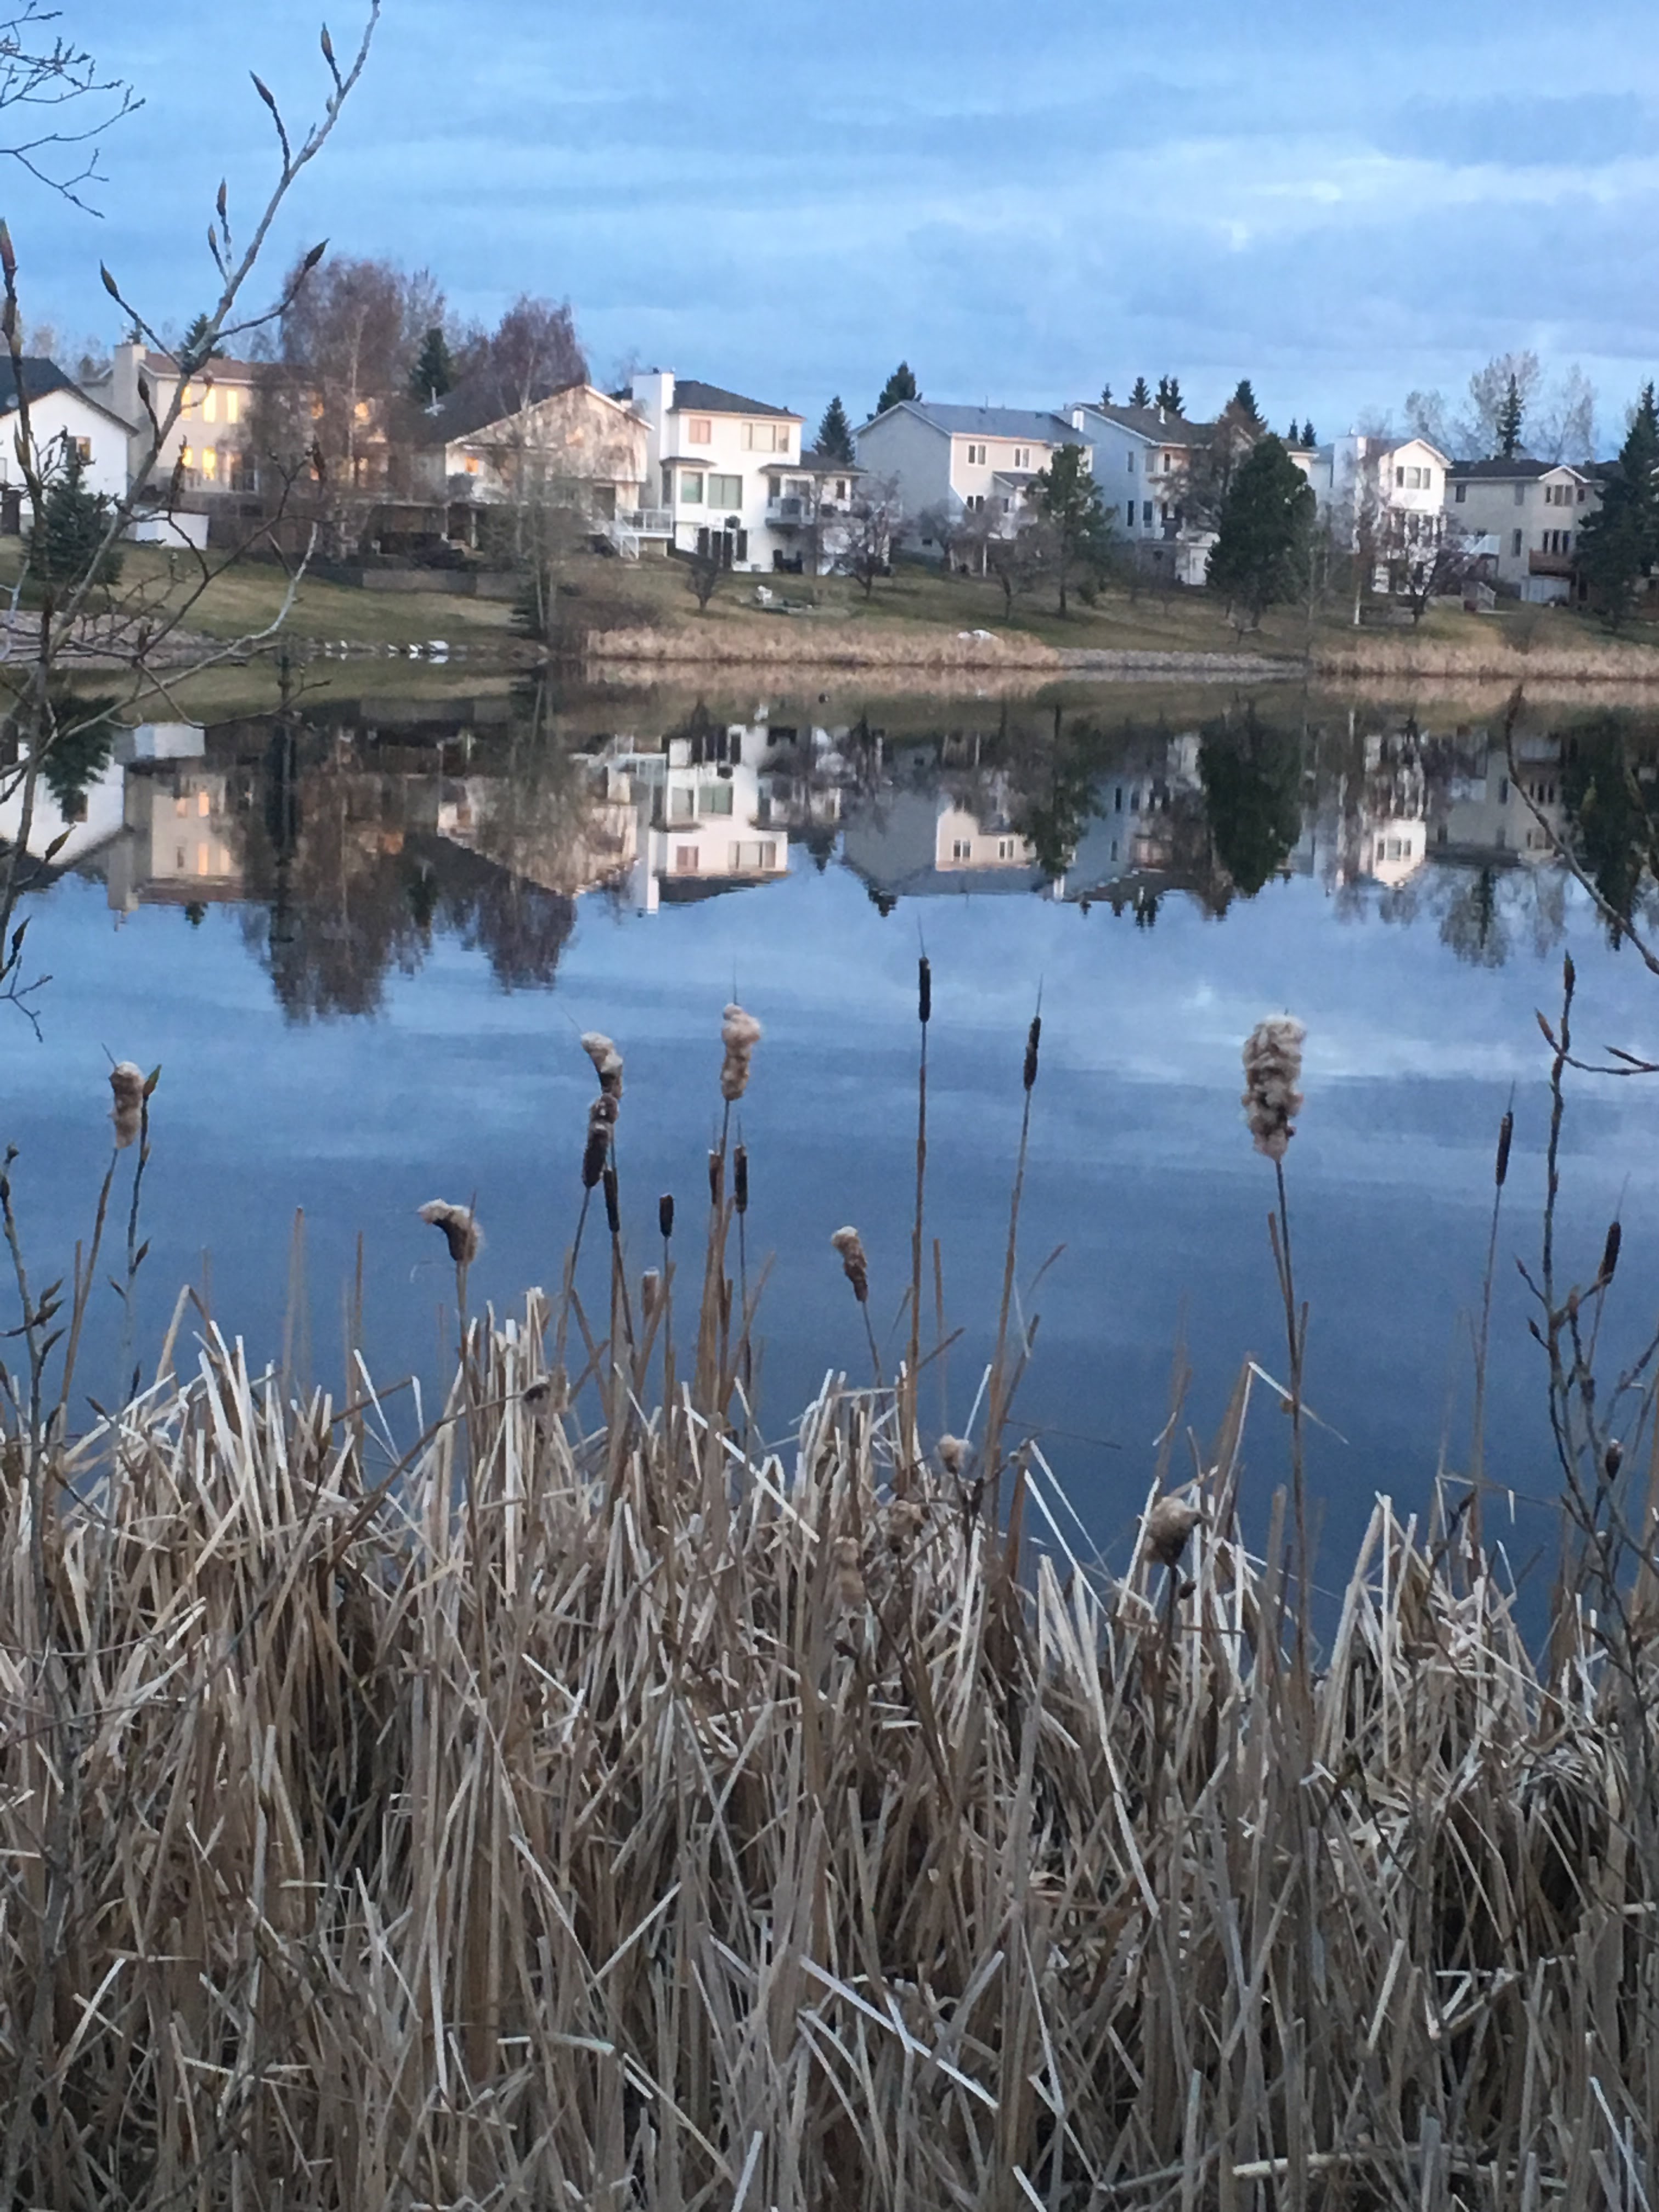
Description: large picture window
707,473,742,508
680,471,704,503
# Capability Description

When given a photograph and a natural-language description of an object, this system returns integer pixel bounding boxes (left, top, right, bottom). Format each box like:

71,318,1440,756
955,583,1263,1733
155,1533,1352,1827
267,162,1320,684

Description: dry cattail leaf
831,1225,869,1304
417,1200,482,1266
641,1269,662,1321
1241,1016,1305,1163
1144,1496,1204,1569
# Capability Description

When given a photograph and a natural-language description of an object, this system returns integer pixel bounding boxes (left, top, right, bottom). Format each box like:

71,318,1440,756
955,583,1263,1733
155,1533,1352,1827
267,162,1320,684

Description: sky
12,1,1659,448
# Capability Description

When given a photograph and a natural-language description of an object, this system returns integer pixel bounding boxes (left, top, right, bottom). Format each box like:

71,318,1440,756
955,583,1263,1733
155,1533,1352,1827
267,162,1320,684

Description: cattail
831,1225,869,1304
720,1002,763,1102
641,1268,662,1321
521,1375,556,1419
733,1145,749,1215
832,1534,867,1610
109,1060,145,1150
1496,1109,1514,1189
603,1164,620,1237
1144,1495,1204,1569
417,1199,482,1266
936,1434,968,1477
918,956,932,1026
658,1192,675,1240
1241,1015,1306,1163
581,1096,613,1189
1599,1221,1622,1286
708,1149,724,1206
580,1030,624,1100
887,1497,924,1550
1023,1013,1041,1092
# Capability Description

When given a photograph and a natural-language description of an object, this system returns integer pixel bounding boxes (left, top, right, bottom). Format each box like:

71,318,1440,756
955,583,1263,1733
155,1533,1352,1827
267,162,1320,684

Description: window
698,783,735,816
1113,787,1123,812
197,790,211,817
964,441,988,465
200,447,218,480
181,444,194,470
1511,528,1523,556
1159,502,1170,523
669,787,695,820
1161,453,1172,472
464,455,480,476
680,470,704,504
742,420,787,451
1143,501,1153,526
1126,451,1135,473
951,839,972,861
966,492,985,511
225,390,240,425
1498,777,1509,804
729,840,777,871
833,477,848,500
1013,445,1031,469
1395,466,1404,487
202,388,218,424
674,846,700,873
686,416,713,444
996,837,1015,860
707,473,742,509
73,437,92,463
1454,482,1467,503
1513,484,1526,505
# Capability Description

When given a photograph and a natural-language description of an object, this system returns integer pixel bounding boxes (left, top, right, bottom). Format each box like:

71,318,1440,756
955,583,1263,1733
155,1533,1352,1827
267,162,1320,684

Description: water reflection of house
108,759,247,910
575,722,789,911
1427,729,1564,863
0,723,218,898
840,778,1045,905
1297,731,1429,891
432,771,640,898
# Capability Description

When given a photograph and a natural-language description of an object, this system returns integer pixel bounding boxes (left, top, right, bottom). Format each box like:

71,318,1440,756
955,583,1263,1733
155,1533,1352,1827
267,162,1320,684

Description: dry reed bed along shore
2,1330,1657,2204
1312,634,1659,683
584,619,1065,672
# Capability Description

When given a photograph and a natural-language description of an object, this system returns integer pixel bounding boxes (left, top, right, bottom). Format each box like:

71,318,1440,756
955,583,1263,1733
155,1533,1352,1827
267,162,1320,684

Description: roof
671,378,800,421
761,448,862,475
1447,456,1590,482
0,356,135,431
1075,402,1215,450
421,376,606,446
861,400,1085,444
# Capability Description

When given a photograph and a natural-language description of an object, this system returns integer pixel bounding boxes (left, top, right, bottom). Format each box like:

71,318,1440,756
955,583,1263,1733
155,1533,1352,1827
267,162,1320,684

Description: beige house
413,381,656,550
84,341,262,501
1443,458,1600,602
854,400,1090,554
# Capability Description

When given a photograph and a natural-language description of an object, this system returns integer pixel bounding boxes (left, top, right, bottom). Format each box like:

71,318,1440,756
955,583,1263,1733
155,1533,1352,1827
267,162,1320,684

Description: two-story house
629,371,810,572
853,401,1090,554
0,357,133,531
410,381,657,551
1443,458,1600,603
1306,433,1451,590
1066,402,1218,585
84,341,263,508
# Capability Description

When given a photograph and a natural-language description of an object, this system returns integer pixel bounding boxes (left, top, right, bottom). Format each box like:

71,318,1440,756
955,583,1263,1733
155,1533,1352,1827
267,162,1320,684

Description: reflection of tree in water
1009,707,1100,882
1199,706,1302,898
1439,868,1508,968
1432,864,1564,969
1561,714,1659,949
41,692,121,814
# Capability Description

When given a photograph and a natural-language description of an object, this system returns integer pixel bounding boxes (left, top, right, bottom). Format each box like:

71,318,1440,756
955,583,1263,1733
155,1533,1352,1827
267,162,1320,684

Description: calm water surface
7,678,1659,1576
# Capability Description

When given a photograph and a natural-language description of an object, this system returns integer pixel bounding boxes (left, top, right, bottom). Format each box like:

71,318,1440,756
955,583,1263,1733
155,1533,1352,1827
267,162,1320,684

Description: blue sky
14,0,1659,444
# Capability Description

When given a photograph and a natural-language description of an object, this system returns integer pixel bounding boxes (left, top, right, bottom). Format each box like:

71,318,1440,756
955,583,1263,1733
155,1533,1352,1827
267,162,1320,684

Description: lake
6,673,1659,1579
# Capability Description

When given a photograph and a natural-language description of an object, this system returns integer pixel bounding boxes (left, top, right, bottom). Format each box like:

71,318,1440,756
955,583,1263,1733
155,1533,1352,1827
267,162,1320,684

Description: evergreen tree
875,361,919,415
409,325,457,404
1301,420,1317,448
1578,384,1659,630
1099,381,1113,407
1155,374,1184,415
1287,420,1300,445
1032,442,1108,616
1231,379,1263,427
815,394,855,462
1205,433,1314,630
181,312,221,364
1128,375,1152,409
32,443,123,591
1496,372,1524,459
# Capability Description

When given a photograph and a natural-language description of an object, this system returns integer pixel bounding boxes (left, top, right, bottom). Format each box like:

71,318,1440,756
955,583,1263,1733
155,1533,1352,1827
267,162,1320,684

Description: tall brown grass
1,1017,1656,2208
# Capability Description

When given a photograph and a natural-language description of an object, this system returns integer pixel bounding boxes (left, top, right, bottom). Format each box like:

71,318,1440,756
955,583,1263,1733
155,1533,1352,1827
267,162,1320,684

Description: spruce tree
1496,372,1524,459
1231,379,1263,427
1205,433,1315,631
409,325,457,404
815,394,855,462
1033,441,1108,616
1154,375,1184,415
1099,381,1113,407
32,443,122,591
1128,376,1152,409
1301,420,1317,449
875,361,919,415
1578,383,1659,629
181,312,221,364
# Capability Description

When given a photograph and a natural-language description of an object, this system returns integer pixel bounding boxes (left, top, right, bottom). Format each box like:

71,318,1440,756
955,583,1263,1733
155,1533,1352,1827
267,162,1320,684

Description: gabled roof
671,378,800,421
761,448,863,475
1073,402,1215,450
861,400,1084,444
420,376,620,447
1447,455,1592,482
0,356,136,432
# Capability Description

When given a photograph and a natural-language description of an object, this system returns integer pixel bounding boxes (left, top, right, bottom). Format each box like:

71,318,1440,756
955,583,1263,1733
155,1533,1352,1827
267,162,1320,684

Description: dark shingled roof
0,355,136,431
1079,402,1216,449
420,376,591,445
1447,456,1592,481
672,378,800,420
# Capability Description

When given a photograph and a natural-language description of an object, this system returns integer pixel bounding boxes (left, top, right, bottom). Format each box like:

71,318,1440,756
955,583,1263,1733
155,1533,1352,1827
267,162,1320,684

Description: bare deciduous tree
0,4,138,208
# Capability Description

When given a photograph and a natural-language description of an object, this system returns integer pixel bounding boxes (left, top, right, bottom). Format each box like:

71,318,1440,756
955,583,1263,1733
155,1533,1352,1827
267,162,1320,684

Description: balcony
617,507,672,537
1528,548,1574,578
766,494,814,527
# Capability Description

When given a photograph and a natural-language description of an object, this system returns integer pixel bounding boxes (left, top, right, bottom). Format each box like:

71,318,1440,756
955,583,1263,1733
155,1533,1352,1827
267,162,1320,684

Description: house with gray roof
1064,400,1221,586
1443,455,1600,602
0,356,134,526
853,399,1091,554
631,369,826,572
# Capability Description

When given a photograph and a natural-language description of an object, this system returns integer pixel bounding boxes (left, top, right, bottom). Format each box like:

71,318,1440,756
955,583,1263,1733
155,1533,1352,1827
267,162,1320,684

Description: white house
629,371,809,572
83,341,262,503
1065,402,1218,585
1311,433,1451,586
577,722,789,911
853,401,1090,552
0,358,132,530
1443,458,1600,602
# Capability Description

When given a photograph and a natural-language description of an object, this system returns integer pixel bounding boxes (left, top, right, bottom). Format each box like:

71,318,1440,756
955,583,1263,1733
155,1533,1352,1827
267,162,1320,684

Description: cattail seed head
658,1192,675,1241
918,956,932,1026
1144,1495,1204,1569
936,1434,968,1477
831,1224,870,1303
1496,1109,1514,1189
733,1144,749,1215
109,1060,145,1150
832,1534,867,1610
708,1149,724,1206
417,1199,482,1267
582,1098,611,1189
1023,1013,1041,1092
887,1497,925,1549
580,1030,624,1101
1242,1015,1306,1163
603,1164,620,1237
719,1002,763,1101
1599,1220,1622,1286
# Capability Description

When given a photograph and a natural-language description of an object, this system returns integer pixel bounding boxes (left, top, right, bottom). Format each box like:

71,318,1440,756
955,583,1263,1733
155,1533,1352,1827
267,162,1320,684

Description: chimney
1157,403,1166,425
